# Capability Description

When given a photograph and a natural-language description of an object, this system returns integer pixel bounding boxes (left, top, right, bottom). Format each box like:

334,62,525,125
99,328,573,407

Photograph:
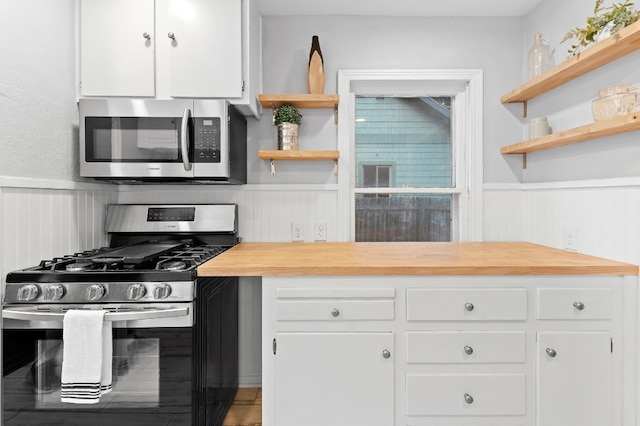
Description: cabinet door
275,332,394,426
163,0,242,98
79,0,155,96
537,331,611,426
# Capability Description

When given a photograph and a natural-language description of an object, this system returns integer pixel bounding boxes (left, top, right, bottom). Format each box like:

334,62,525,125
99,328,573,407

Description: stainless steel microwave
79,99,247,184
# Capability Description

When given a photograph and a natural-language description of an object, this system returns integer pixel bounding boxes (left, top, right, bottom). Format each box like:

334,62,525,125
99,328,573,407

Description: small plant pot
277,123,299,150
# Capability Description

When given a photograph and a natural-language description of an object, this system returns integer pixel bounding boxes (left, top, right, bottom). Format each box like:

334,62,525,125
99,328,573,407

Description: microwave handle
181,107,193,171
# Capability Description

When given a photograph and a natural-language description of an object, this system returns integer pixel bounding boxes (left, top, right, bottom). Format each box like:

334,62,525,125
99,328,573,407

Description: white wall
254,15,524,185
0,0,80,181
485,0,640,268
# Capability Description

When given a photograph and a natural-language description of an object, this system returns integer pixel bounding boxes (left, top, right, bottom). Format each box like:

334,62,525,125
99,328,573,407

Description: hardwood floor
223,387,262,426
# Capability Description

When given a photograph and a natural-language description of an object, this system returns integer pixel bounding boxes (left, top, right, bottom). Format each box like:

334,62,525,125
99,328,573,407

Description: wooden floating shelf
258,94,340,109
501,19,640,104
258,150,340,175
258,150,340,161
501,113,640,155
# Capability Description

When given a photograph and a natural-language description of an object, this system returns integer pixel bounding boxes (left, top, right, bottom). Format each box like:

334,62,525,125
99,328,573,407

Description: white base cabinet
262,275,637,426
274,332,394,426
537,332,612,426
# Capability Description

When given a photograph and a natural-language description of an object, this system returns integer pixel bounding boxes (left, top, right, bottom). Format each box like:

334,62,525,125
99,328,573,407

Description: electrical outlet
291,223,304,241
563,226,579,252
314,223,327,241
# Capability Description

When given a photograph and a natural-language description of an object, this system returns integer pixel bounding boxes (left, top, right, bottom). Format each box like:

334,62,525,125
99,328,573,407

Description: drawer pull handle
464,302,474,312
464,345,474,355
573,301,585,311
331,308,340,317
464,393,474,404
546,348,557,358
382,349,391,359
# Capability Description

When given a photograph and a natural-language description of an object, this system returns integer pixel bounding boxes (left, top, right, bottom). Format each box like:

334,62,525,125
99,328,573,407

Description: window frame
336,69,484,242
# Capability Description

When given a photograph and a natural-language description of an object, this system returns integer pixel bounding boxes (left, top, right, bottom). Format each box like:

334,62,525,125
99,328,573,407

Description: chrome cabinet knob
464,345,474,355
143,32,151,40
382,349,391,359
43,284,65,301
464,302,474,312
86,284,106,301
17,284,40,301
464,393,474,404
573,301,585,311
168,32,176,40
331,308,340,317
153,283,172,300
127,283,147,301
546,348,557,358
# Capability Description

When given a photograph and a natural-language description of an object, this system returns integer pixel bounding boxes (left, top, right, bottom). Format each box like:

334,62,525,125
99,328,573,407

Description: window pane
355,97,452,188
378,166,390,187
362,165,377,187
355,194,451,242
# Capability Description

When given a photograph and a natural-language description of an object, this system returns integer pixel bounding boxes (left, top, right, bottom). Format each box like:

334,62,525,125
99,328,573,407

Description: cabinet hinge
611,337,613,353
242,80,246,92
273,338,277,355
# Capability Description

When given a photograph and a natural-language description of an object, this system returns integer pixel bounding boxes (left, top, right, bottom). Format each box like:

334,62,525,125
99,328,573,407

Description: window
362,164,392,188
337,70,483,242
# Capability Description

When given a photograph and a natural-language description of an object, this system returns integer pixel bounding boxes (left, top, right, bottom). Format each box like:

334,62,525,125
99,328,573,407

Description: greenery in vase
273,104,302,126
561,0,640,55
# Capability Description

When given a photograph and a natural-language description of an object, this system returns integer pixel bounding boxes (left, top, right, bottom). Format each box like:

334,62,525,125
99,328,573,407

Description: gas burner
160,260,188,271
65,262,93,272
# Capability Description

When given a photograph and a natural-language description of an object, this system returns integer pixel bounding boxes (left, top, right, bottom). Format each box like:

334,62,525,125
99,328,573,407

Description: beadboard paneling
1,186,117,282
117,186,341,243
485,182,640,266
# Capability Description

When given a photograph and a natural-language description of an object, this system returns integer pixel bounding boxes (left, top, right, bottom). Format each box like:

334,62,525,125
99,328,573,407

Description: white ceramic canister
529,117,550,139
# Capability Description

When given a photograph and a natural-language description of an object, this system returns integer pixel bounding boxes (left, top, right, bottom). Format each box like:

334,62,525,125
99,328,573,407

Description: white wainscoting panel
1,186,117,282
485,182,640,266
117,185,341,243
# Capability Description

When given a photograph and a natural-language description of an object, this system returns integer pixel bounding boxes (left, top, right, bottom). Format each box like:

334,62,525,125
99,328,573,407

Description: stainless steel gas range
2,204,239,426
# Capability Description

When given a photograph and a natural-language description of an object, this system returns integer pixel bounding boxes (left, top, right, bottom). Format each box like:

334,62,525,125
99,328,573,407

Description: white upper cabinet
79,0,156,97
78,0,262,117
157,0,241,99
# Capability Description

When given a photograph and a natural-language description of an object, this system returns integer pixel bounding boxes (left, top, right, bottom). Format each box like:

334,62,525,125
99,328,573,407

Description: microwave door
80,99,196,179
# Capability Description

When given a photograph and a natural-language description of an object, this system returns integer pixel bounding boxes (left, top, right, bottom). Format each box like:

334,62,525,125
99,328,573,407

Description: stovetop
4,204,238,305
6,239,228,283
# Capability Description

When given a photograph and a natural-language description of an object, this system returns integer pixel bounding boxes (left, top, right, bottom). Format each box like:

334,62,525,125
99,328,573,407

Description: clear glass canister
528,33,549,79
592,84,639,121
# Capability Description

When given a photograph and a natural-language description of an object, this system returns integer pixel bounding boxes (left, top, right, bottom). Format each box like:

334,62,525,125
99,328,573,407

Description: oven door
2,303,198,426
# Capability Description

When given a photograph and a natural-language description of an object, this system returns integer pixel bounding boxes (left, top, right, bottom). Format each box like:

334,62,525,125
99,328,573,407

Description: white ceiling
258,0,545,17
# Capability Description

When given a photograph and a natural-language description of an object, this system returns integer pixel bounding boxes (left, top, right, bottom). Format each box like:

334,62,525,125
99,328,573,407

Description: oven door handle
181,107,193,171
2,307,190,322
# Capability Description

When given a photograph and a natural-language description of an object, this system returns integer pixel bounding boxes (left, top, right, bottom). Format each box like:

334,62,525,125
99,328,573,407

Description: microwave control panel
193,117,221,163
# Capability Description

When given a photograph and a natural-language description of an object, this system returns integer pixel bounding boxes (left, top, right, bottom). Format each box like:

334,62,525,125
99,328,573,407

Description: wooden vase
307,35,325,94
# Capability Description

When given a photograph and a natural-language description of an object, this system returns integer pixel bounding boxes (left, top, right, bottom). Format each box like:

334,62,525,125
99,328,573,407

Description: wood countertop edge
199,265,639,277
198,242,639,277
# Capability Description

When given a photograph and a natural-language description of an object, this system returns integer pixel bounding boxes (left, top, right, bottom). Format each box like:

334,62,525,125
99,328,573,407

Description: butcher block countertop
198,242,638,276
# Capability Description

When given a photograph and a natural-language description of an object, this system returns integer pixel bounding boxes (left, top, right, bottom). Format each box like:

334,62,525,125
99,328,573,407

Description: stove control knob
86,284,106,301
43,284,65,301
153,283,172,300
17,284,40,301
127,283,147,301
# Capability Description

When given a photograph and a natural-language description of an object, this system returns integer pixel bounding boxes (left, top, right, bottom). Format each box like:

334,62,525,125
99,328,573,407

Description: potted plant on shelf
562,0,640,56
273,104,302,150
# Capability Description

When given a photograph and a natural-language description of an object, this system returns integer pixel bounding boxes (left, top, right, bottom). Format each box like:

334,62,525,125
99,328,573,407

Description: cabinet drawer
406,288,527,321
406,374,526,416
406,331,526,364
537,288,611,320
276,300,394,321
276,287,395,321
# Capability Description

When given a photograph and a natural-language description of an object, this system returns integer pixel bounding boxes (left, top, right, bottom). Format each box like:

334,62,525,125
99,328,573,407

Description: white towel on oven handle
61,310,112,404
